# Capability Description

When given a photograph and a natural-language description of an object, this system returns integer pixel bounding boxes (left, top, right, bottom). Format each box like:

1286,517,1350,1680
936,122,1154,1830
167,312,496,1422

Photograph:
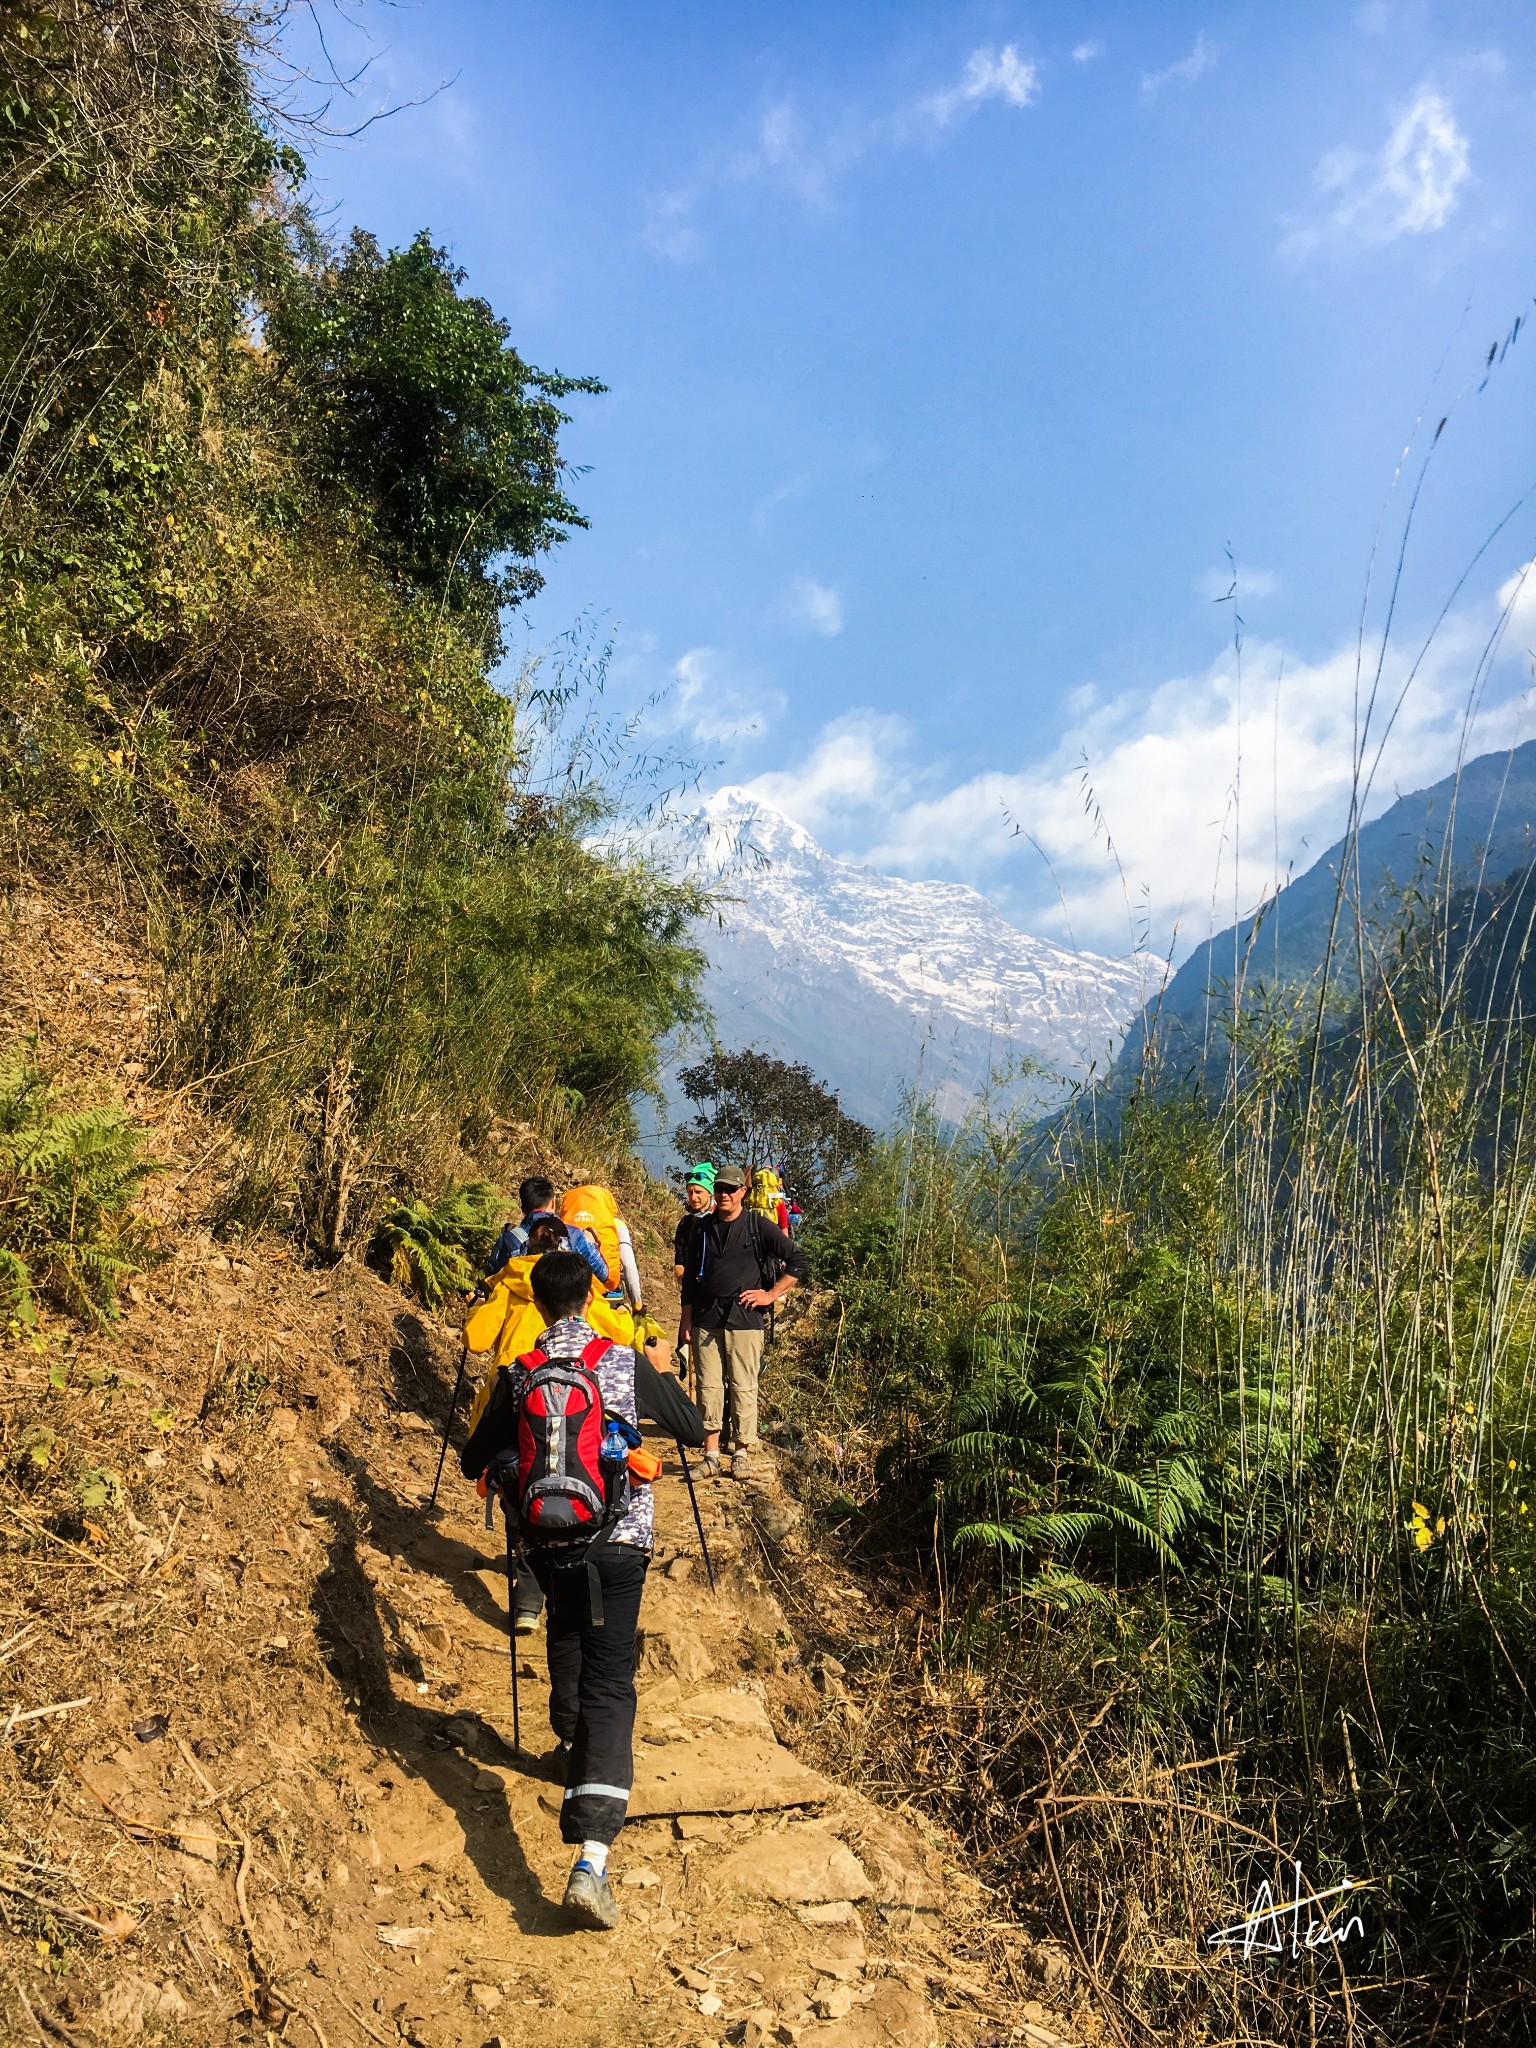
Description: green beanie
686,1161,716,1190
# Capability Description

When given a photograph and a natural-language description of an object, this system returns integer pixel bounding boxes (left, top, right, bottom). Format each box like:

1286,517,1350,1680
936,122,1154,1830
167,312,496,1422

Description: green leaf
19,1425,55,1470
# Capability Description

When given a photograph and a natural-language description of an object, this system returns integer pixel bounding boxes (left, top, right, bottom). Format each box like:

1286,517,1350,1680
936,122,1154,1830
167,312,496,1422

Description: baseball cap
714,1164,747,1192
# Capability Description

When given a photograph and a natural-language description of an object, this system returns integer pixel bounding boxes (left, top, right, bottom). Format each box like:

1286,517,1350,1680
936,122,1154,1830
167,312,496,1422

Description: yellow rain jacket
462,1255,635,1437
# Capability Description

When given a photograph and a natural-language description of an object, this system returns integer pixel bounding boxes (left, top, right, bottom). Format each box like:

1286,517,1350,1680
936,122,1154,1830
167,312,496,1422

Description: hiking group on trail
448,1167,808,1933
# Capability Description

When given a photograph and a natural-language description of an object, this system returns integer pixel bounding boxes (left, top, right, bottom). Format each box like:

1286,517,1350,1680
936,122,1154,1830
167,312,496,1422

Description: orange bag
626,1445,664,1484
559,1184,621,1290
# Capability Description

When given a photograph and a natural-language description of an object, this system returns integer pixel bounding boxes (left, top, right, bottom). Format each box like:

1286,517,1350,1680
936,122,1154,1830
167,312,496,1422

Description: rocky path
279,1412,1050,2048
2,1302,1087,2048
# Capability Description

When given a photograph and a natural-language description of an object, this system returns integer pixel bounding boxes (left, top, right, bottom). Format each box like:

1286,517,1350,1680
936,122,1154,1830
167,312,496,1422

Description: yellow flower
1413,1525,1433,1552
1510,1460,1519,1471
1435,1517,1446,1535
1411,1501,1429,1520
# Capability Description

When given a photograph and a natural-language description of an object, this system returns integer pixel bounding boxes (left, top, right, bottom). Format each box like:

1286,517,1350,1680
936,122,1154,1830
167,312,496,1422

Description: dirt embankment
0,878,1092,2048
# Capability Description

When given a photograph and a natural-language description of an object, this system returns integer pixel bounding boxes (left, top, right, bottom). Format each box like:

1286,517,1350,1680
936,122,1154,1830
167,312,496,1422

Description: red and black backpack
494,1336,629,1555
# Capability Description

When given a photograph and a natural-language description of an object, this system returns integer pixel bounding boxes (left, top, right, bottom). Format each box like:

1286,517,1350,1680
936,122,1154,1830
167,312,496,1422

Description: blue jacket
484,1211,609,1284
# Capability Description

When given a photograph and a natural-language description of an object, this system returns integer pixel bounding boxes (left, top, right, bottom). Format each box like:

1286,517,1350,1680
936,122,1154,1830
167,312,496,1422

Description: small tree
270,230,604,650
673,1048,872,1213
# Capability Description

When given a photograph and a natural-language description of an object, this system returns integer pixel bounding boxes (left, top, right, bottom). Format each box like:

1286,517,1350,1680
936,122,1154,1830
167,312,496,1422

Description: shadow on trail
387,1308,458,1430
328,1438,509,1636
307,1450,569,1939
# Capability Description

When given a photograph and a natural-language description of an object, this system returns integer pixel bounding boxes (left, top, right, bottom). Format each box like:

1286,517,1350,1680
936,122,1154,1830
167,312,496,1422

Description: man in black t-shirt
677,1164,808,1481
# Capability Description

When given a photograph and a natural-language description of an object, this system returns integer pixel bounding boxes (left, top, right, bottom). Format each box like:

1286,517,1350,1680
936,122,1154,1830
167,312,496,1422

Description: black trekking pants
528,1543,649,1847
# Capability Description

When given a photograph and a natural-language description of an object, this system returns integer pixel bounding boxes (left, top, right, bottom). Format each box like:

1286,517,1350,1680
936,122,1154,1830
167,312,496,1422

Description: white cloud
643,44,1040,261
669,647,783,747
739,712,912,834
1199,563,1281,603
643,189,705,264
1282,87,1471,259
722,578,1533,958
784,576,844,638
744,101,840,209
1498,559,1536,646
1141,33,1215,100
1071,41,1104,64
920,44,1039,130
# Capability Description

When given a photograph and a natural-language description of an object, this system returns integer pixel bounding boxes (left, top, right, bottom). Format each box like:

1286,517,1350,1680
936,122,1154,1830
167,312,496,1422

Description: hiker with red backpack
460,1248,703,1931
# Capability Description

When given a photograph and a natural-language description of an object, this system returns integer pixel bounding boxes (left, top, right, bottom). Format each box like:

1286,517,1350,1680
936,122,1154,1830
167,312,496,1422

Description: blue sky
282,1,1536,959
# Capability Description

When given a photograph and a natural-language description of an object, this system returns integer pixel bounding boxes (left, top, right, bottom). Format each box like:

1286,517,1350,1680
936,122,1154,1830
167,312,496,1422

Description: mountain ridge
659,788,1150,1128
1121,737,1536,1073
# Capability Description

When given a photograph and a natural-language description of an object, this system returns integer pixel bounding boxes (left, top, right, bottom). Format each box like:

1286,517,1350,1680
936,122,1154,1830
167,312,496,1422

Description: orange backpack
560,1184,621,1292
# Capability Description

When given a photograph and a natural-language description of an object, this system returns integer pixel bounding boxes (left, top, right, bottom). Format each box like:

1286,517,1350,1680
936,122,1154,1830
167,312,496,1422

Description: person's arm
739,1220,808,1311
483,1224,518,1277
616,1218,643,1308
635,1353,705,1447
461,1368,518,1481
571,1226,610,1286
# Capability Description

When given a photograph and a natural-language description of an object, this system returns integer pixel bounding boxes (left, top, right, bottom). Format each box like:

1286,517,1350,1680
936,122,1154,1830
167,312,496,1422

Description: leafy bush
372,1178,504,1309
0,1045,158,1325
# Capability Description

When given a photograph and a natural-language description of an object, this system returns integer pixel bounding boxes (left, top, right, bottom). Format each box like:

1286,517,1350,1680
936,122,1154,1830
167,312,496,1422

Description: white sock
579,1840,609,1875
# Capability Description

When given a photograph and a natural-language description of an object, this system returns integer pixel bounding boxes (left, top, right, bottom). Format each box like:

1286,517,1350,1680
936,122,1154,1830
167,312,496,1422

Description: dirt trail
0,881,1091,2048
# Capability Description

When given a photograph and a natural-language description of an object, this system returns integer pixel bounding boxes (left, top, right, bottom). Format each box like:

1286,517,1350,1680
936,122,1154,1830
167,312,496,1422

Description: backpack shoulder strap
746,1207,775,1289
514,1346,549,1372
578,1335,613,1370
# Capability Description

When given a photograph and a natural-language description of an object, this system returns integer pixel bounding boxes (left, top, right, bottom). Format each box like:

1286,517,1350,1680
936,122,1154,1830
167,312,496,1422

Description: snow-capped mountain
658,788,1150,1128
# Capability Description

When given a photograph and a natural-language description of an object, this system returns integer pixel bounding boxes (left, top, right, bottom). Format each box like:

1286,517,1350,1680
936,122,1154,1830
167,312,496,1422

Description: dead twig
0,1500,130,1583
174,1733,221,1800
0,1873,117,1938
1,1697,93,1738
219,1800,290,2029
322,1983,392,2047
282,2000,331,2048
68,1763,238,1848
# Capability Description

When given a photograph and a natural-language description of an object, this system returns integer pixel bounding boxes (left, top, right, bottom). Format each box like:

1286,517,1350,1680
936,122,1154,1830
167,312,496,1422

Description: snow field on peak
657,789,1150,1128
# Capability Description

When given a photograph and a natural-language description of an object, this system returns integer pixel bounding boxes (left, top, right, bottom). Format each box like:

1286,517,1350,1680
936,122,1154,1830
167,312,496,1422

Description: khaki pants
695,1326,765,1450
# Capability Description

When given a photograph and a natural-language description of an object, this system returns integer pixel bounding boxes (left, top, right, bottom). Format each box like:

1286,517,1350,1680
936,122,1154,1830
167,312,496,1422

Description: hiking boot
732,1449,751,1482
563,1858,619,1930
513,1610,541,1635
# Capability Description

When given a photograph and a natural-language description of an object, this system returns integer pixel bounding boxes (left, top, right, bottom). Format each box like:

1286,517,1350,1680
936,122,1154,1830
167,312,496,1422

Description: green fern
372,1176,506,1309
0,1042,159,1325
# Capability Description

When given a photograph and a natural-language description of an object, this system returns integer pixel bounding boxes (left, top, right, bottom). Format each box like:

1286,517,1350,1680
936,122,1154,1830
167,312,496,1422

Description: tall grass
783,835,1536,2042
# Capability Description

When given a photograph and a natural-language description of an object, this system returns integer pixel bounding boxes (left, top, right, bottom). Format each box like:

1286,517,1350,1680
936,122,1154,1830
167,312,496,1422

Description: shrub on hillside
0,1044,158,1327
0,0,708,1251
372,1178,503,1309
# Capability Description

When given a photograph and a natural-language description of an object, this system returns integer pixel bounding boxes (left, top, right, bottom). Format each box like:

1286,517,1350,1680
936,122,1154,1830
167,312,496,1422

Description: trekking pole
503,1509,522,1754
427,1343,469,1511
674,1439,716,1593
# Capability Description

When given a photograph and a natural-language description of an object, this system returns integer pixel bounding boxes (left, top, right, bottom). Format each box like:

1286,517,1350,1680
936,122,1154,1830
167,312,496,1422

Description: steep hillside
1122,736,1536,1072
0,879,1093,2048
661,790,1149,1126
